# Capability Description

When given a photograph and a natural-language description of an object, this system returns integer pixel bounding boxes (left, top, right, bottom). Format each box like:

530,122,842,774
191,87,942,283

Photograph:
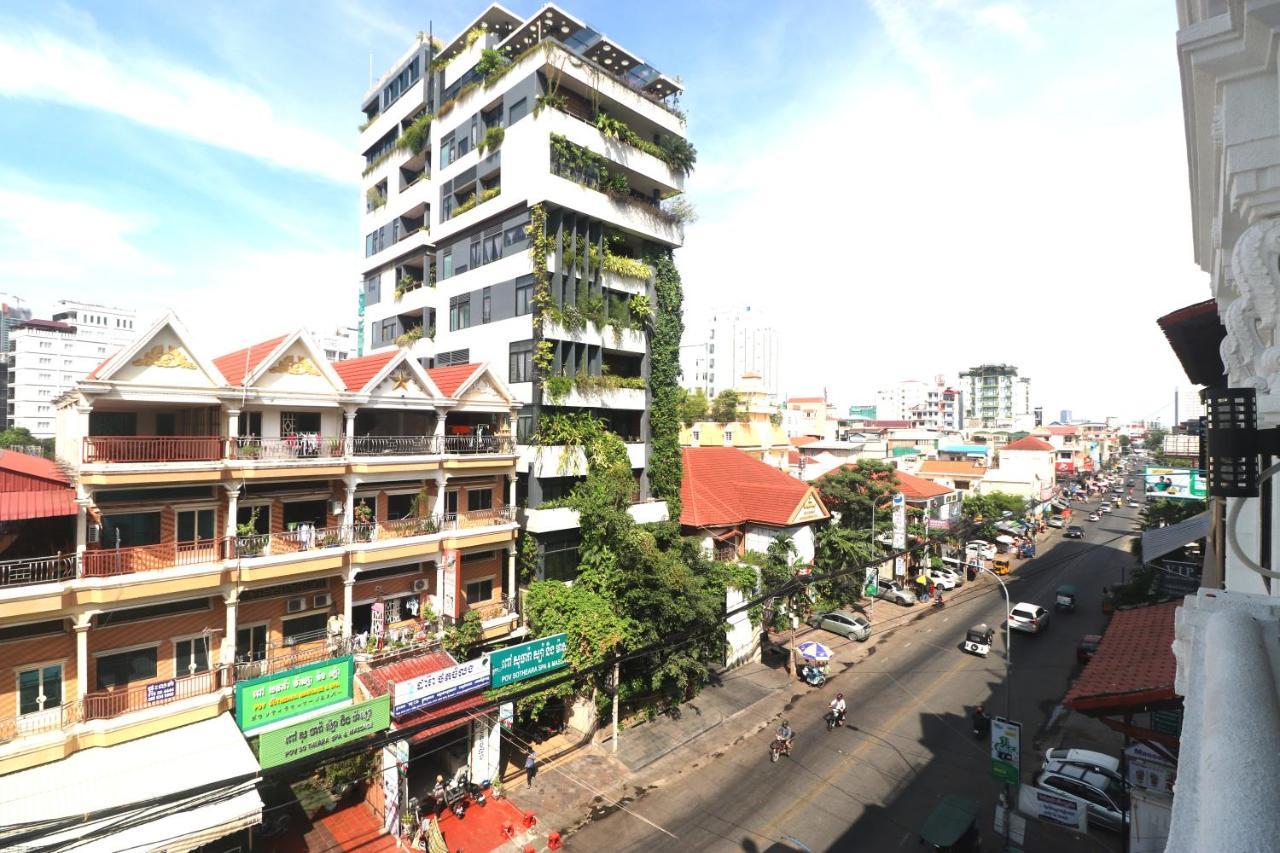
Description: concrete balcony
559,386,646,410
522,499,668,534
542,318,646,354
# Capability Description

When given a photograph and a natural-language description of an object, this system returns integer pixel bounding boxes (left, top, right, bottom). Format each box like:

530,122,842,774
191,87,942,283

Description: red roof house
331,351,399,391
1002,436,1055,452
891,468,953,501
427,363,485,397
681,447,829,529
358,650,495,744
1064,601,1180,716
213,335,288,386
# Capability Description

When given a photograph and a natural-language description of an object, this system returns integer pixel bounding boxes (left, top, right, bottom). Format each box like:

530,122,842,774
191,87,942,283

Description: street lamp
976,565,1012,719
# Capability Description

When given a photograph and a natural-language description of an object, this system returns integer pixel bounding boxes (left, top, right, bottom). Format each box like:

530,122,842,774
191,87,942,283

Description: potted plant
353,503,375,542
236,509,265,557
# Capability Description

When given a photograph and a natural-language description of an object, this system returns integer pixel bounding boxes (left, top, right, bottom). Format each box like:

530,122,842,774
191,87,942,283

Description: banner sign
489,634,569,688
235,656,354,734
382,738,408,833
1018,787,1086,831
892,493,906,577
1144,467,1206,501
1125,742,1177,793
442,549,459,620
392,655,490,717
257,695,391,769
990,716,1021,785
146,679,176,704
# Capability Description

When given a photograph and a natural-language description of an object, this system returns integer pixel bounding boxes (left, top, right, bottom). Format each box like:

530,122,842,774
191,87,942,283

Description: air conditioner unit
87,523,101,545
286,596,307,613
412,579,429,593
313,593,333,609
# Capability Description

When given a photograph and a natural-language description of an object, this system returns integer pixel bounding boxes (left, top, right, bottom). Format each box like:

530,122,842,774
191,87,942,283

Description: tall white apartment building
0,294,32,428
959,363,1033,429
358,4,688,580
679,306,780,399
311,326,358,362
1174,384,1205,424
874,376,963,430
9,302,139,437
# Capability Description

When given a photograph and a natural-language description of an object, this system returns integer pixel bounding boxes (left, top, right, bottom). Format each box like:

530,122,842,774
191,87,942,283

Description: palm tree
815,524,877,572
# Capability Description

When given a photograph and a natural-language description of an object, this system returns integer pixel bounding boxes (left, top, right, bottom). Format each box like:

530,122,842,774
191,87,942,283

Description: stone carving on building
1221,218,1280,392
131,345,197,370
268,355,322,376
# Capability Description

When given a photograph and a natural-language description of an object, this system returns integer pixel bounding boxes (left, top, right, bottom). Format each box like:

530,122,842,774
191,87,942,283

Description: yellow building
680,373,790,469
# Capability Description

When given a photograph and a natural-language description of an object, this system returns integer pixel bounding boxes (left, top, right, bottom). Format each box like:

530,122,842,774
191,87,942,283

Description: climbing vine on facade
649,251,685,518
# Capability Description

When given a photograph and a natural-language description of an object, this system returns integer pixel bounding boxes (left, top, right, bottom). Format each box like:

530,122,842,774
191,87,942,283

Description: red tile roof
358,650,496,743
358,650,457,699
865,420,913,429
918,460,987,477
890,468,954,500
787,397,825,404
1003,436,1055,451
332,351,398,391
1064,601,1179,713
790,436,818,447
427,363,484,397
213,335,288,386
787,450,801,465
0,451,76,520
681,447,828,528
1046,426,1078,436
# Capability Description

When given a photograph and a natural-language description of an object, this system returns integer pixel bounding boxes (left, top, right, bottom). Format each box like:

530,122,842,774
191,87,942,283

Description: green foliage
451,186,501,218
517,530,538,584
1119,434,1131,447
710,390,741,424
394,275,418,301
594,111,696,176
543,374,573,402
679,388,710,426
395,326,424,347
649,252,685,516
574,373,647,394
960,491,1028,541
362,149,395,177
659,136,698,177
366,186,386,210
534,92,567,116
662,197,698,224
394,113,433,156
477,125,505,154
476,48,510,83
442,609,484,660
814,460,899,532
814,523,877,574
0,427,52,454
235,508,261,539
463,26,485,48
602,252,653,281
1143,427,1167,452
1140,498,1207,533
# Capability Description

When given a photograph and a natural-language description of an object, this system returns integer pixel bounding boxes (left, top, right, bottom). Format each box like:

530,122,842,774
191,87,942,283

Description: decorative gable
790,490,829,524
455,368,512,408
373,365,431,399
248,334,345,393
97,316,224,389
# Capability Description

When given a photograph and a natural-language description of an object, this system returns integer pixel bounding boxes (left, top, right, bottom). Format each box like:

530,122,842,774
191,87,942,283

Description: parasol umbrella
995,535,1016,545
798,641,832,661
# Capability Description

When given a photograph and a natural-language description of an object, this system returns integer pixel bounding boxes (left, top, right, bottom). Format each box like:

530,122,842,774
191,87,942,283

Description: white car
1008,602,1049,634
1043,747,1122,777
926,568,957,590
965,540,997,561
1047,516,1065,529
1099,503,1112,514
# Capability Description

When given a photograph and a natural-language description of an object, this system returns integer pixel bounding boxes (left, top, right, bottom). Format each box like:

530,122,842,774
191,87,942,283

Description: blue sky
0,1,1205,422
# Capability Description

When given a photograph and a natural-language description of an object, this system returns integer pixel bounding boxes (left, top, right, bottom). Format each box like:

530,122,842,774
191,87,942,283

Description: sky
0,0,1207,424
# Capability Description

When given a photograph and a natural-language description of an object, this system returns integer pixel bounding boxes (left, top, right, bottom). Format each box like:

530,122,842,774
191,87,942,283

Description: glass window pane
18,669,40,714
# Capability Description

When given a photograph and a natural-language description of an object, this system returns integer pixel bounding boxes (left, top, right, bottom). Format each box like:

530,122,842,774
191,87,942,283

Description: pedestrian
432,774,447,817
525,749,537,788
927,581,935,598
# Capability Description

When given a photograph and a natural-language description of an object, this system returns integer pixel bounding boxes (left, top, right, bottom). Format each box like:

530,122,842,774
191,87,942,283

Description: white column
226,408,240,440
507,545,517,609
343,576,355,639
224,484,240,544
344,475,358,529
507,473,516,511
343,407,357,456
74,615,91,701
74,490,90,558
222,592,238,666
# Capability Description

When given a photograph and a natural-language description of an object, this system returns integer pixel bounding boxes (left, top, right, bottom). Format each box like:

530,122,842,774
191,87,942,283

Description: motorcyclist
776,719,795,753
829,693,847,726
972,705,990,738
934,590,945,608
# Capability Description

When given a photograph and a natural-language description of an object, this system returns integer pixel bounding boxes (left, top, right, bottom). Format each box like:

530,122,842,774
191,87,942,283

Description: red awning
0,490,77,521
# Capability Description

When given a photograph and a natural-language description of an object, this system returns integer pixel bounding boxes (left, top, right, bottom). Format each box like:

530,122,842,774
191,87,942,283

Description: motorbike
442,766,486,818
932,595,945,610
972,712,990,740
799,662,827,687
825,708,845,732
770,735,794,762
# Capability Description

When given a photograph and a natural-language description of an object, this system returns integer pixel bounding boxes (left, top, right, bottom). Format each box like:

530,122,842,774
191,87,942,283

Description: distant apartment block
959,363,1033,429
680,306,780,399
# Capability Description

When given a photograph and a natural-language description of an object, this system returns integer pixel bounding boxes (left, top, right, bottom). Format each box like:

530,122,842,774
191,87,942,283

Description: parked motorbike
443,766,486,818
770,735,793,763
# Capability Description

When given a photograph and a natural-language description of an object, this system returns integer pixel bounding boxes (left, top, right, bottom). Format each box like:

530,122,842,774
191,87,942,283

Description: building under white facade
679,306,780,400
9,301,138,438
310,327,358,362
874,376,962,431
959,363,1033,429
357,4,685,578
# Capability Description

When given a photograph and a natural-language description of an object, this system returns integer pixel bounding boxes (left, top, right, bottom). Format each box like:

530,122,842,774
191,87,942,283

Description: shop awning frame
1142,511,1210,564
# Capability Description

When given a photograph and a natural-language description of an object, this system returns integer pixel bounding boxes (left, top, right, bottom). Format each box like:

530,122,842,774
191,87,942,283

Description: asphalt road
568,487,1143,853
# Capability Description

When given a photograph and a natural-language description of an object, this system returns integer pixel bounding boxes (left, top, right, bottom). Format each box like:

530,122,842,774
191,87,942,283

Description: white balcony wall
542,319,646,355
559,387,646,411
359,78,427,149
365,227,432,272
443,40,487,90
541,109,682,195
549,48,686,137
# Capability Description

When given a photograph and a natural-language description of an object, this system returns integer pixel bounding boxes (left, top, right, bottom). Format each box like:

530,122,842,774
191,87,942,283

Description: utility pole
611,659,620,753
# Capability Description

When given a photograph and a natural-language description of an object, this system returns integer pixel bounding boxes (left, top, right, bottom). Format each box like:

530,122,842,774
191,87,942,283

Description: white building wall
683,306,780,399
10,327,125,438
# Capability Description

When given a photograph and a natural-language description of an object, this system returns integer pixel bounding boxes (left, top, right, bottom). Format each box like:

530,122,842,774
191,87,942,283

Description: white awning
0,712,262,852
1142,511,1210,563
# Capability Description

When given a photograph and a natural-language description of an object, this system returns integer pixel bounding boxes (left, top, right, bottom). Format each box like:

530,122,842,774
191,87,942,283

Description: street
567,494,1142,852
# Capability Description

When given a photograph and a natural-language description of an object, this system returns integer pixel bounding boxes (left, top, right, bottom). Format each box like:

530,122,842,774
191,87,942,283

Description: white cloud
974,3,1033,42
0,22,356,184
679,7,1206,423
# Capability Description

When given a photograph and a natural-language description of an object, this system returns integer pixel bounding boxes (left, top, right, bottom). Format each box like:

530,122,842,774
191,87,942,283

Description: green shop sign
235,656,354,734
257,695,390,769
489,634,569,688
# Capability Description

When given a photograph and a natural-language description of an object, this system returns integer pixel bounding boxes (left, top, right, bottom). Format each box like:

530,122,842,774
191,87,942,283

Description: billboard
257,695,390,769
990,716,1021,785
235,656,354,734
1144,467,1206,501
490,634,569,688
892,493,906,577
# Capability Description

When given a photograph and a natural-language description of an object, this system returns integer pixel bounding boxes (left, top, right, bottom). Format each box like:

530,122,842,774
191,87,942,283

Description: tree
710,389,740,423
442,610,484,660
1144,427,1167,452
814,460,899,532
1119,435,1131,448
960,491,1028,541
0,427,51,454
1140,498,1206,531
678,388,709,426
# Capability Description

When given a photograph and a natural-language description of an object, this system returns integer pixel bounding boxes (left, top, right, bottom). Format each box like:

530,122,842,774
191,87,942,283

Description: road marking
757,647,974,837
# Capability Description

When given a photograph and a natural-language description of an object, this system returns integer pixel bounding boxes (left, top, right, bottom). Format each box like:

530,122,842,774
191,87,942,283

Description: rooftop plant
395,326,424,347
395,113,433,156
477,125,505,155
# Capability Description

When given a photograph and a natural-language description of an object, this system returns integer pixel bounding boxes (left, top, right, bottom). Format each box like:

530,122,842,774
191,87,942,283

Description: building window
483,232,502,264
449,296,471,331
465,577,494,603
482,289,492,324
95,646,158,690
442,249,453,279
100,511,162,548
469,239,482,270
509,341,533,383
175,637,211,676
282,613,329,646
515,280,533,316
381,319,398,344
508,97,528,124
236,624,268,663
18,664,62,715
435,348,470,367
176,508,215,543
517,407,533,443
467,489,493,512
542,534,580,582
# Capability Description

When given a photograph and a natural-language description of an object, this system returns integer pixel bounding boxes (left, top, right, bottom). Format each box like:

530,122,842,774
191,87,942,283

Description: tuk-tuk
1018,541,1035,559
1055,584,1077,612
992,554,1013,575
963,623,993,657
919,794,981,852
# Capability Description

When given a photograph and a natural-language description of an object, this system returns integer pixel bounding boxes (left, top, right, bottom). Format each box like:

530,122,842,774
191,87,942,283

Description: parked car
877,579,915,606
809,610,871,642
935,564,965,585
1047,516,1065,529
1064,525,1084,539
1043,747,1122,777
1087,512,1101,522
1099,503,1112,514
1076,635,1102,664
926,568,957,590
1008,602,1049,634
965,540,997,561
1033,764,1129,832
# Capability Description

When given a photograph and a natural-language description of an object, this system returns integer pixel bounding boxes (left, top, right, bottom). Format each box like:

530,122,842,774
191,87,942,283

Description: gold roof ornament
131,345,197,370
268,355,322,376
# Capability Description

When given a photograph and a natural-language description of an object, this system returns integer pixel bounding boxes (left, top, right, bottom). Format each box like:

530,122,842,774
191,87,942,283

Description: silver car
876,579,915,606
1009,603,1049,634
809,610,871,642
1034,763,1129,832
